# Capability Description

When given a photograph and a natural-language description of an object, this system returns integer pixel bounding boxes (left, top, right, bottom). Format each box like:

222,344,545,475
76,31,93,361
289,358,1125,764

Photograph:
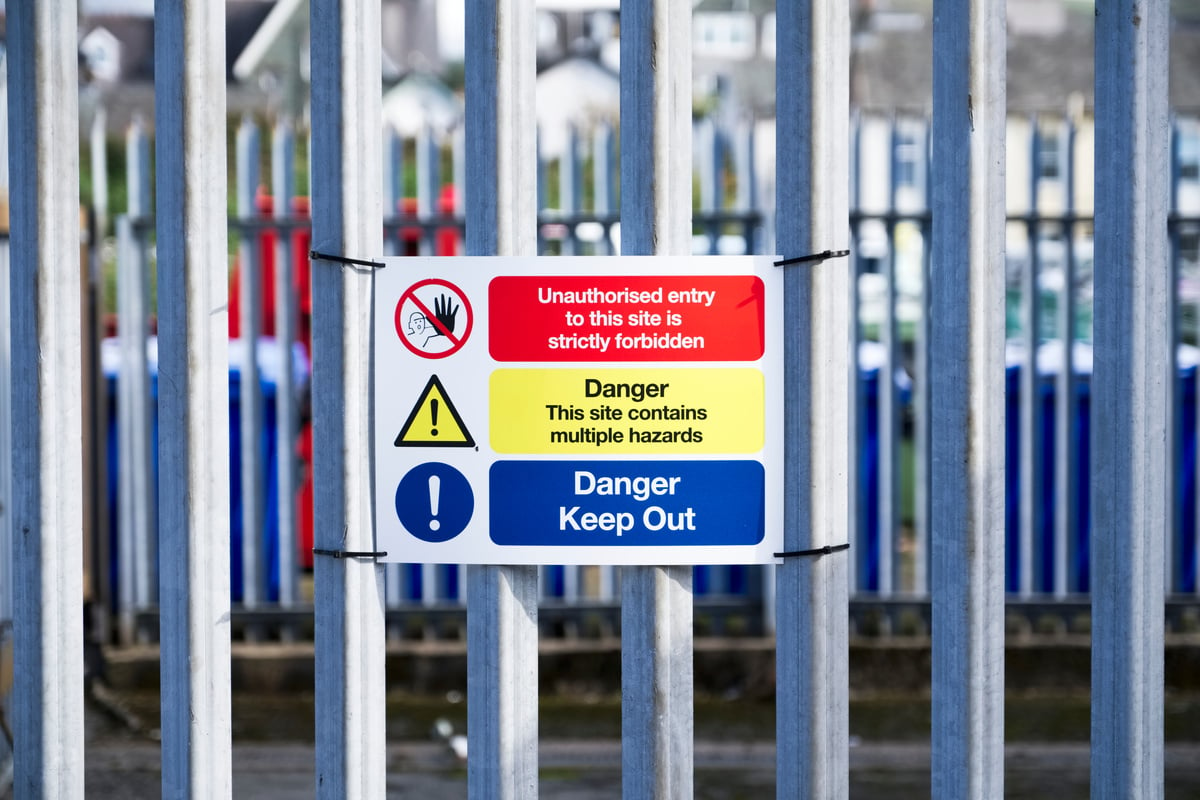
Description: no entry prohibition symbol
395,278,473,358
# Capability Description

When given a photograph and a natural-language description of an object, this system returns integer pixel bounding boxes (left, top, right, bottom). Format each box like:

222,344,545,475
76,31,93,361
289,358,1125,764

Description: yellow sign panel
490,368,763,454
395,375,476,447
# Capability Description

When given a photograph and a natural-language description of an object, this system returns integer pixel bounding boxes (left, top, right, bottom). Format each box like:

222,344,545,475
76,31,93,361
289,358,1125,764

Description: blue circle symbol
395,462,474,543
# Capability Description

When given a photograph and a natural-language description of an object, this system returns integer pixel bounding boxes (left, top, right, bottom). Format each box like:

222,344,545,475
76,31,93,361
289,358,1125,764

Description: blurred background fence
6,109,1200,645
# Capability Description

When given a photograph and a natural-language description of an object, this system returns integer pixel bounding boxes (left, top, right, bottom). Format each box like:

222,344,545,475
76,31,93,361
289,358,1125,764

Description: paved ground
67,691,1200,799
2,687,1199,798
76,737,1200,799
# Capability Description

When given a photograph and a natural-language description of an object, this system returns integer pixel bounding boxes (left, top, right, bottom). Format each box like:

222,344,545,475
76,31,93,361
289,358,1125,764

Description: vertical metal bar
125,120,155,620
421,563,438,606
310,1,387,796
154,2,232,796
237,117,265,610
416,126,438,256
537,133,548,255
382,125,401,257
878,118,899,597
735,120,757,254
592,123,614,255
1092,2,1168,795
452,125,466,232
0,55,10,638
1168,117,1182,598
7,2,85,794
115,216,138,646
775,1,851,796
0,50,7,647
1019,116,1042,597
1169,118,1183,598
762,564,777,636
559,124,579,255
913,120,933,597
1189,123,1200,602
620,1,694,796
1181,121,1200,601
273,119,299,609
0,237,9,637
563,565,579,603
734,120,754,214
698,118,719,255
384,563,403,637
849,113,863,598
597,566,616,602
85,113,108,639
712,123,726,254
930,1,1006,797
464,0,541,796
90,109,109,238
1054,119,1077,598
116,215,154,642
127,117,152,217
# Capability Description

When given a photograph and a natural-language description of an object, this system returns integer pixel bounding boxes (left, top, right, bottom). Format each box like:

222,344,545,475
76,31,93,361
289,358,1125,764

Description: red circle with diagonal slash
395,279,474,359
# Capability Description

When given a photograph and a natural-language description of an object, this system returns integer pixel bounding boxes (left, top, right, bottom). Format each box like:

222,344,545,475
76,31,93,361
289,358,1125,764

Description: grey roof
855,13,1200,114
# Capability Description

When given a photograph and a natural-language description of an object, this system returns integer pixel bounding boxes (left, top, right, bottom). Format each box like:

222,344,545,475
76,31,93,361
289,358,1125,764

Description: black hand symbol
433,293,459,335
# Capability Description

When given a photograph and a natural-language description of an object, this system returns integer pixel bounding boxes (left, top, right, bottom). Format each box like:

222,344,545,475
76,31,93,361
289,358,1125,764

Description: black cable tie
312,548,388,560
774,249,851,267
774,542,851,559
310,250,386,271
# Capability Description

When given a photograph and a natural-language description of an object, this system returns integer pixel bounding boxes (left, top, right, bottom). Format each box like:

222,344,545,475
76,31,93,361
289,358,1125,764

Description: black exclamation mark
430,398,440,437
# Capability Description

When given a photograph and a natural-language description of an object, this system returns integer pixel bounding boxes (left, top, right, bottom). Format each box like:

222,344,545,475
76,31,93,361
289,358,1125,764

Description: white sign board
373,256,783,565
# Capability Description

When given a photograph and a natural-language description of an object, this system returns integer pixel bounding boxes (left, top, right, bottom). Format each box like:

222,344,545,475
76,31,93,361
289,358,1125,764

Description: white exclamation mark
428,474,441,531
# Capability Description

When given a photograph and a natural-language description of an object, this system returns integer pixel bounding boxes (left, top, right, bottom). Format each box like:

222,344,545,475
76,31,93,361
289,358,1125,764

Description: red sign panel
488,275,766,362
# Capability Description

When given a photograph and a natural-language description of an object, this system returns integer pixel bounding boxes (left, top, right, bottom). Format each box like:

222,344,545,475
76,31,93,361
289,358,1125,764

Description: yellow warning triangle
394,375,475,447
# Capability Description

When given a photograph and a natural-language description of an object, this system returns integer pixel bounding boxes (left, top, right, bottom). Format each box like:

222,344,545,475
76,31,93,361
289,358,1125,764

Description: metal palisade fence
97,112,1200,639
0,0,1194,796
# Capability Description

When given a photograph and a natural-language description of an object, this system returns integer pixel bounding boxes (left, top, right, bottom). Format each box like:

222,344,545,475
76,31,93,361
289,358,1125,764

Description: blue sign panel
396,462,475,543
490,460,764,547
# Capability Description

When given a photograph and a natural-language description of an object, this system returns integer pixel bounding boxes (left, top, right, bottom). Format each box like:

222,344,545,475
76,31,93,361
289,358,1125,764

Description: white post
154,2,233,796
930,1,1006,798
309,1,387,796
619,1,694,797
464,0,541,795
7,2,85,794
1091,1,1169,796
774,1,851,797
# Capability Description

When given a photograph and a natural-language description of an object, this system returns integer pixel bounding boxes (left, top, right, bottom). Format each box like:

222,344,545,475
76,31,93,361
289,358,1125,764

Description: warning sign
394,375,476,447
374,255,785,566
489,275,766,362
395,278,474,359
489,368,764,454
